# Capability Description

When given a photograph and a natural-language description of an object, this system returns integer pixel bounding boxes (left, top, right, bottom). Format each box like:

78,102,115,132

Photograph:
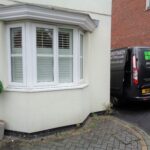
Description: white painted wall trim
146,0,150,10
5,83,89,93
0,4,97,32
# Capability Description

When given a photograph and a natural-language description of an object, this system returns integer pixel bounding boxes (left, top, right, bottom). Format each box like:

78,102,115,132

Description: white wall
89,14,111,112
0,89,91,132
0,0,17,5
1,0,112,15
0,22,10,90
0,1,111,133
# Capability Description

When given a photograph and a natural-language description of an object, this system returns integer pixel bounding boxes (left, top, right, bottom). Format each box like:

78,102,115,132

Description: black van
111,47,150,105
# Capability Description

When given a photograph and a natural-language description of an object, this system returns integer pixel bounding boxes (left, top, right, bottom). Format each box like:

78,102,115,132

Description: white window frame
146,0,150,9
6,22,85,90
58,27,74,84
32,23,57,87
7,23,26,87
79,31,84,82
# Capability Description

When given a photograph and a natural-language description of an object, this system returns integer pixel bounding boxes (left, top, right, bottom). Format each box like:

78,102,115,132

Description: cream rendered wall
0,1,111,133
89,14,111,112
0,22,5,119
1,0,112,15
0,0,17,5
0,89,91,132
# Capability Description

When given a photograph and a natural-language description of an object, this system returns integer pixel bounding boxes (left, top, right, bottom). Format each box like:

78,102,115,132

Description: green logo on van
144,51,150,60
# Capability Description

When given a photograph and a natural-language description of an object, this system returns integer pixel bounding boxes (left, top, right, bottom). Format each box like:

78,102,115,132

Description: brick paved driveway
0,116,148,150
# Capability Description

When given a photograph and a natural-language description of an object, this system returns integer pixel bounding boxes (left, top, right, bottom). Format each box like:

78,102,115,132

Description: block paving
0,116,149,150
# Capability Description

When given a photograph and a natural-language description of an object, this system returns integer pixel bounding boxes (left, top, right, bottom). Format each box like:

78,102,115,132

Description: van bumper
129,96,150,101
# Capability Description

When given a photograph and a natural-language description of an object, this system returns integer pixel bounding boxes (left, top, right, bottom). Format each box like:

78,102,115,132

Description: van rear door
137,48,150,95
111,48,128,97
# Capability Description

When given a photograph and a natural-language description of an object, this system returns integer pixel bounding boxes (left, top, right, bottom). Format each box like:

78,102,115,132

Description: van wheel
110,96,121,107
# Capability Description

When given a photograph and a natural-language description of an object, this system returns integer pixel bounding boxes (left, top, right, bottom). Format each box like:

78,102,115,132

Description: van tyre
111,96,121,107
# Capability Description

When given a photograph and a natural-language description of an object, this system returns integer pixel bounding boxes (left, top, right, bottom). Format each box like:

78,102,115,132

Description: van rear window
111,49,126,64
144,51,150,60
111,49,127,70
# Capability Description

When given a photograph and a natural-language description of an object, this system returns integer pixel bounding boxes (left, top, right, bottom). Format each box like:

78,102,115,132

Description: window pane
59,29,73,83
80,34,83,79
11,28,22,54
10,27,23,83
36,27,54,83
59,57,73,83
80,58,83,79
37,57,54,82
80,35,83,57
37,28,53,54
59,29,73,55
11,57,23,82
37,48,53,54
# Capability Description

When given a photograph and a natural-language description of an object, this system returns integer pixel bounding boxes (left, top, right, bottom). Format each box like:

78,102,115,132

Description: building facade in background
0,0,112,133
112,0,150,49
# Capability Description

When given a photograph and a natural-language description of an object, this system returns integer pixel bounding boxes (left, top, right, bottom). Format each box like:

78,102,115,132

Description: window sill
5,83,89,93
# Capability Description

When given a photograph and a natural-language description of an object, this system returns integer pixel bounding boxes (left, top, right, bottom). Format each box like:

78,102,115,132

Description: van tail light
132,55,138,85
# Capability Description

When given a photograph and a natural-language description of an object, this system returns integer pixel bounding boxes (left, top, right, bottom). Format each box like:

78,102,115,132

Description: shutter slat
58,29,73,55
11,27,22,53
36,28,53,49
59,31,71,49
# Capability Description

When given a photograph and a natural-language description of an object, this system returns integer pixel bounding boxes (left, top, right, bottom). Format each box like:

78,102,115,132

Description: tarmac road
114,101,150,135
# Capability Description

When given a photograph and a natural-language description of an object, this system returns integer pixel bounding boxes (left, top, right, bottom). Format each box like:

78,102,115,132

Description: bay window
7,22,84,90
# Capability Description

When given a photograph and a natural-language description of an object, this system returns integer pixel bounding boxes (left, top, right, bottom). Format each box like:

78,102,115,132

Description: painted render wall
0,0,112,15
0,1,112,133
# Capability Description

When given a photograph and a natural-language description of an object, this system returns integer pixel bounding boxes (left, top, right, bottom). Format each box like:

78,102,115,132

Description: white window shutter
37,57,53,82
58,29,73,83
10,27,23,82
36,28,54,82
59,57,73,83
80,34,83,79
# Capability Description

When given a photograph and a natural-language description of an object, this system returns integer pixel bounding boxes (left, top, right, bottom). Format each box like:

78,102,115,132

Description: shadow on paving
113,101,150,135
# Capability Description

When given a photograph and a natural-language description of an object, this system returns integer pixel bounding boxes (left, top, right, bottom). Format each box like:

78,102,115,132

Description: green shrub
0,81,3,94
